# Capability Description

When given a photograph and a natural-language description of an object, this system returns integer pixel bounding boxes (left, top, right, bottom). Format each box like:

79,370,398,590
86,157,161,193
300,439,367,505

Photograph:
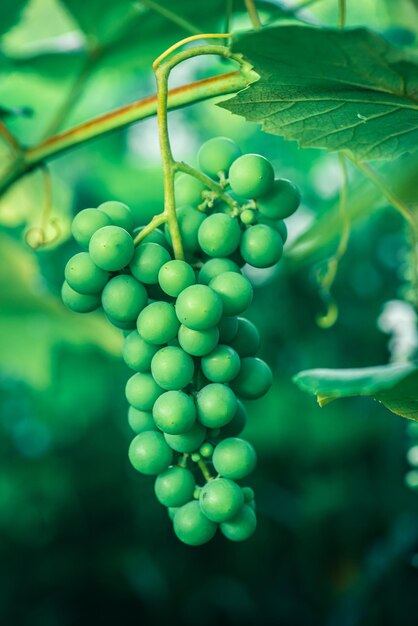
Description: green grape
242,486,255,503
198,258,240,286
218,316,239,343
191,453,201,463
146,282,173,303
98,200,134,232
158,260,195,297
228,317,260,357
198,137,242,178
220,505,257,541
257,178,301,219
89,225,134,271
168,507,178,521
196,383,237,428
175,285,223,331
154,466,195,507
240,224,283,268
127,407,158,434
258,216,288,244
125,372,163,411
123,331,159,372
276,220,287,243
230,357,272,399
106,316,136,330
133,226,171,250
128,431,173,475
212,437,256,480
153,390,196,434
151,346,194,390
197,213,241,257
129,243,170,285
61,281,101,313
178,325,219,357
199,443,214,458
165,207,206,255
200,477,244,522
240,209,256,225
201,345,240,383
137,301,180,345
101,275,147,323
229,154,274,198
209,272,253,317
164,421,207,453
175,174,206,207
64,252,109,295
173,501,217,546
220,400,247,438
71,208,111,248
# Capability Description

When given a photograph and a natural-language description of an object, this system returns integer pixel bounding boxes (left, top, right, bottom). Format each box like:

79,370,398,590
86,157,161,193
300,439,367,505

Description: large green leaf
293,362,418,421
221,26,418,160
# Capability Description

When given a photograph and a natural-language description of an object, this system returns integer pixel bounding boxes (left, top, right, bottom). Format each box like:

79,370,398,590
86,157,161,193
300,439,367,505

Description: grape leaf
293,363,418,421
221,26,418,160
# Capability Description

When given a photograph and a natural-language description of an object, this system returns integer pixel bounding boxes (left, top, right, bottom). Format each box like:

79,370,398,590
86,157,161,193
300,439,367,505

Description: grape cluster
62,137,301,545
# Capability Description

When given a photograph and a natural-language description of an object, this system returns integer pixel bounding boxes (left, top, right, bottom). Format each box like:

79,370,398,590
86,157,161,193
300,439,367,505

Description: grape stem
132,212,167,246
0,71,248,198
197,458,213,481
175,161,239,213
153,38,249,258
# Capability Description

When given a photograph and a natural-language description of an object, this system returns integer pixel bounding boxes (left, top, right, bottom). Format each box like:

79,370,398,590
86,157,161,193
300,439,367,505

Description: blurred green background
1,0,418,624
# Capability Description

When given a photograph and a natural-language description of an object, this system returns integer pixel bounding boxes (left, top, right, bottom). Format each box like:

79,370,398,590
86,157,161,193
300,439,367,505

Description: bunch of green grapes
62,137,301,545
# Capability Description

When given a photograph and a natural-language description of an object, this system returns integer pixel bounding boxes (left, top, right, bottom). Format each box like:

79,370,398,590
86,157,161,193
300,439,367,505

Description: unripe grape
153,390,196,434
240,209,256,225
212,437,256,480
198,213,241,257
137,302,179,345
125,372,163,411
196,383,237,428
220,400,247,438
166,206,206,255
178,325,219,357
228,317,260,357
242,486,255,503
89,225,134,271
128,431,173,475
218,316,239,343
61,281,100,313
123,331,159,372
200,477,244,522
155,466,195,507
71,208,111,248
257,178,301,219
133,226,171,250
230,357,272,399
176,285,223,331
173,501,217,546
276,220,287,243
129,242,170,285
201,345,240,383
101,275,147,323
198,137,241,178
240,223,283,268
198,258,240,286
98,200,134,232
64,252,109,294
151,346,194,390
175,174,206,207
164,421,207,453
220,505,257,541
229,154,274,198
158,260,195,297
199,443,214,458
127,407,158,434
209,272,253,317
